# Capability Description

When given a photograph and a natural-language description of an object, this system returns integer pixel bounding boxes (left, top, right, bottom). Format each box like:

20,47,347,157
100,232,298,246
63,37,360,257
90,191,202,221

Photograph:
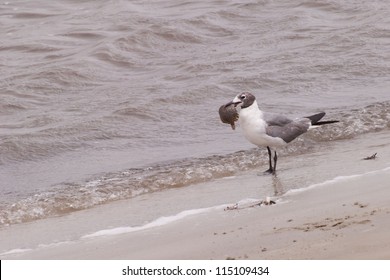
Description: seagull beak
225,96,242,108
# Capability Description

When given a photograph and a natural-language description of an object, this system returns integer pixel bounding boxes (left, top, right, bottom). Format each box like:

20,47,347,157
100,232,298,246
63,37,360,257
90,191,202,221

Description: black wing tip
305,112,325,124
306,112,339,125
314,120,339,125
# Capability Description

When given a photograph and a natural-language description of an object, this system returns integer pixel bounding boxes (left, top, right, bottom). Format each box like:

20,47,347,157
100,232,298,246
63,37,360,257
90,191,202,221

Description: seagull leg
264,146,274,174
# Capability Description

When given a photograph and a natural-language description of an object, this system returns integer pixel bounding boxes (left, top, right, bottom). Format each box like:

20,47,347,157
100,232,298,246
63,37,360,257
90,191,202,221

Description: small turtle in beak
219,102,239,130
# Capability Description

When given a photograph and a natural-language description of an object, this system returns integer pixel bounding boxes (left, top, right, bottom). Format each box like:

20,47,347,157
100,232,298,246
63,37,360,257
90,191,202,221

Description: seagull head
226,92,256,109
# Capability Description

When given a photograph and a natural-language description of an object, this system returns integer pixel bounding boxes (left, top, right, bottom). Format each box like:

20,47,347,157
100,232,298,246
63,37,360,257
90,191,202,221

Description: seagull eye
241,95,246,99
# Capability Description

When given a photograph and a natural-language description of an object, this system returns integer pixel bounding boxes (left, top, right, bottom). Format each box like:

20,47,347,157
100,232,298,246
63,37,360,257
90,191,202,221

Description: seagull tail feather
305,112,339,126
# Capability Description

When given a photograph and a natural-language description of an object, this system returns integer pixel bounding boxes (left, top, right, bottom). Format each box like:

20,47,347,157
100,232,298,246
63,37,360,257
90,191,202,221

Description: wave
306,101,390,142
285,166,390,197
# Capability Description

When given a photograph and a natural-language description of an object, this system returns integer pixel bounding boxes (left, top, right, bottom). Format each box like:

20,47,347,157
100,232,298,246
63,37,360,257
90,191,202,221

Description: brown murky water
1,0,390,226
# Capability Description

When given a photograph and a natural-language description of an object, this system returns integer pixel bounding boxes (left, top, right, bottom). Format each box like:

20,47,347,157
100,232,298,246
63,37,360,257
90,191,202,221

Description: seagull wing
265,120,310,143
263,112,311,143
263,112,293,126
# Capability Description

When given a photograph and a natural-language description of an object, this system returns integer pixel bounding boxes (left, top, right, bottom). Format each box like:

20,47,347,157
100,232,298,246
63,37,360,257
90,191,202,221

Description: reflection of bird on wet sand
271,175,284,196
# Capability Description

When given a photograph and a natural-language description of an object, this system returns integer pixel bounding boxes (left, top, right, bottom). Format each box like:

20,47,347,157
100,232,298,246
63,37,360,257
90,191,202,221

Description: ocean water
1,0,390,228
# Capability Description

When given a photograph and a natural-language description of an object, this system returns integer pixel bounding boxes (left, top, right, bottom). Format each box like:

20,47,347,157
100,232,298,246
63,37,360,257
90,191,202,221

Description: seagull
225,92,339,174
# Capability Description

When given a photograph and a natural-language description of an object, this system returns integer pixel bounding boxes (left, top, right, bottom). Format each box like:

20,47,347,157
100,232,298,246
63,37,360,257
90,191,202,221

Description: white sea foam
0,240,75,257
0,248,32,256
285,166,390,196
82,205,226,239
82,198,262,239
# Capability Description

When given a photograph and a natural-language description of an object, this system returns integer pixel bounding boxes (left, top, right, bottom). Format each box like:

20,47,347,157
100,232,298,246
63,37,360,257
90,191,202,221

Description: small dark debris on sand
363,153,377,160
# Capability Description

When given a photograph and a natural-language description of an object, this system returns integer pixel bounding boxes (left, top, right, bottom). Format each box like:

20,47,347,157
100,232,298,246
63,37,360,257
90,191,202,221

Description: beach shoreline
3,167,390,260
2,131,390,260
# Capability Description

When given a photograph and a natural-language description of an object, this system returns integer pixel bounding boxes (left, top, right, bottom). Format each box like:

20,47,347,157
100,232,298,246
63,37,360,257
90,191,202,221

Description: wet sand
2,131,390,260
3,166,390,260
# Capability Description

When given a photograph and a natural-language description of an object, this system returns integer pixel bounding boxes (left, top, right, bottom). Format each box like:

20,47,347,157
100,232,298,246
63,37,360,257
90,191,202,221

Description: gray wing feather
263,112,293,126
265,119,310,143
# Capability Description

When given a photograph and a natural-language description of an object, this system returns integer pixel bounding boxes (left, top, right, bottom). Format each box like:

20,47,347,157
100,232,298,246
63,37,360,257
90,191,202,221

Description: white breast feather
238,101,286,148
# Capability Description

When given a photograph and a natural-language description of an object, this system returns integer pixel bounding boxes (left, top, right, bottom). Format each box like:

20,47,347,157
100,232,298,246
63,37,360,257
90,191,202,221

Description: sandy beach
1,130,390,260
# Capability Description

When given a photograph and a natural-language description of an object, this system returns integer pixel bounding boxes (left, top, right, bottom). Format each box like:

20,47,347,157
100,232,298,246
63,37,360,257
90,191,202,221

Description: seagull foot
262,168,276,176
